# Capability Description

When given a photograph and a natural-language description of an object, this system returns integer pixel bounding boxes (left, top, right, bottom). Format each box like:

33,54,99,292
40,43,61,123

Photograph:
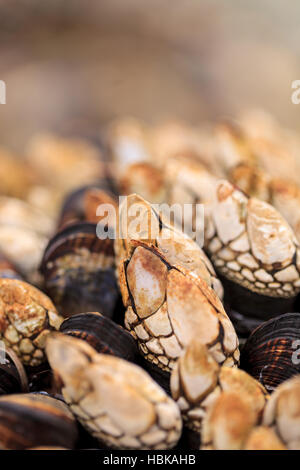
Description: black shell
40,222,118,318
59,312,138,362
240,312,300,392
221,275,297,340
0,393,78,449
0,346,28,395
58,183,117,228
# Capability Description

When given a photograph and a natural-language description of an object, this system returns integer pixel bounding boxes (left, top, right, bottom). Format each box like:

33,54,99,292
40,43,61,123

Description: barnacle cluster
0,112,299,450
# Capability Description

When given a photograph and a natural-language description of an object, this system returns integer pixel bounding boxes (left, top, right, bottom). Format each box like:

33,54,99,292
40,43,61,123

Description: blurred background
0,0,299,149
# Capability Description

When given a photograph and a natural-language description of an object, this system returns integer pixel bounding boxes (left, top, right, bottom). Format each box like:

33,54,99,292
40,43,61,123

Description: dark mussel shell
59,312,138,362
222,276,298,341
241,312,300,392
58,183,118,229
40,222,118,318
141,358,171,396
27,363,57,395
0,345,28,395
0,393,78,449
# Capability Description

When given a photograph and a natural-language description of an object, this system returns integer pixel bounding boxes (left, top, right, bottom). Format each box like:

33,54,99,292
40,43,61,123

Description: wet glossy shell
170,341,266,433
0,345,28,395
0,393,78,450
206,180,300,298
241,313,300,392
46,334,182,450
60,312,138,362
116,193,223,299
58,184,118,229
263,375,300,450
41,222,118,318
120,241,239,373
0,279,63,366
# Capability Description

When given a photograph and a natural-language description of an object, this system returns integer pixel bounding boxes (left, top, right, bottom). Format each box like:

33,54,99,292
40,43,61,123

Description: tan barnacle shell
26,133,104,194
238,109,300,185
116,193,223,299
170,341,265,433
248,136,300,187
46,334,182,450
263,375,300,450
120,241,238,373
230,163,300,246
206,180,300,298
0,278,63,366
200,391,259,450
107,118,167,203
0,197,55,281
229,163,271,202
164,153,218,207
244,426,286,450
149,120,206,169
107,117,151,176
270,178,300,245
0,148,36,199
214,121,255,175
119,162,167,204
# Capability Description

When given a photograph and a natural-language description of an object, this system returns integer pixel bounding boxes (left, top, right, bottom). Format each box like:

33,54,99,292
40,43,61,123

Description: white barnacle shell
263,375,300,450
170,341,265,434
121,241,239,373
0,278,63,366
116,193,223,300
247,198,297,267
46,334,182,450
200,391,258,450
211,180,248,245
244,426,286,450
206,180,300,298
